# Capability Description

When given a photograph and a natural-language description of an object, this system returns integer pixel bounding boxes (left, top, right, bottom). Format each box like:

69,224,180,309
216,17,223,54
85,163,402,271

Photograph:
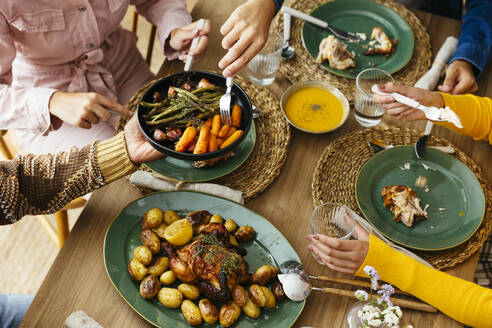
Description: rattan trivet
272,0,432,103
311,127,492,270
116,75,291,201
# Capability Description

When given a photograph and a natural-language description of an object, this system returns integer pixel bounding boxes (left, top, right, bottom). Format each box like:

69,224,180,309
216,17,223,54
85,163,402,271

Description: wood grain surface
21,1,491,327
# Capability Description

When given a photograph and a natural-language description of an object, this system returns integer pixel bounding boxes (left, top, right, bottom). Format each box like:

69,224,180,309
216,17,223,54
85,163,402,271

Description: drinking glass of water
310,203,356,265
354,68,394,127
247,30,282,86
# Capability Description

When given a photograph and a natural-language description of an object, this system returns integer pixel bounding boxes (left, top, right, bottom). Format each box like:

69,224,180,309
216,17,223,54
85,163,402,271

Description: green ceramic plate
104,191,305,327
144,122,256,182
301,0,414,79
355,146,485,251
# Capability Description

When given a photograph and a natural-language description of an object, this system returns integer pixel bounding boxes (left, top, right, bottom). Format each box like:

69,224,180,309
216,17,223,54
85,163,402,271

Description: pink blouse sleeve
0,14,56,134
132,0,192,60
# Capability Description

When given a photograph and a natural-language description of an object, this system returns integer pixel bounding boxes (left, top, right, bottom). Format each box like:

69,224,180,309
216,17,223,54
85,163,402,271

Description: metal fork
219,76,233,125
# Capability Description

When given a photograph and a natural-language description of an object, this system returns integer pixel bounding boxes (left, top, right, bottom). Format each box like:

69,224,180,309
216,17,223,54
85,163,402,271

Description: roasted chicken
364,26,397,55
163,223,249,301
382,185,428,227
316,35,356,70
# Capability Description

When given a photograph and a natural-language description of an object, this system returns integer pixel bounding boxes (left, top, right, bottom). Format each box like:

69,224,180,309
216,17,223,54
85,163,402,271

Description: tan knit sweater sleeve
0,132,136,224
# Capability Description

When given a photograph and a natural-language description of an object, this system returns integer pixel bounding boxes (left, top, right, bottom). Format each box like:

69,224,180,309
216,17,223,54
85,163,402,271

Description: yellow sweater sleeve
355,235,492,328
436,93,492,144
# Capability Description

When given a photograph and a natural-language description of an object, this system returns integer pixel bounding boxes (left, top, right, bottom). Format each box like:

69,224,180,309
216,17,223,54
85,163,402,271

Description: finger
91,104,111,121
189,35,208,56
372,94,395,104
96,94,132,117
222,41,263,77
382,82,413,96
78,119,91,129
400,109,426,122
82,111,99,124
313,234,356,251
310,239,351,260
175,29,198,49
220,13,236,36
438,67,459,93
452,78,475,95
353,222,370,241
221,25,242,50
218,33,253,70
309,245,359,270
197,19,211,36
386,107,410,116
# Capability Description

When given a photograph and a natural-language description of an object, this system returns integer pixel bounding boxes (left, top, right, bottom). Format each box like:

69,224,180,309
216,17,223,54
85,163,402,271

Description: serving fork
219,76,233,125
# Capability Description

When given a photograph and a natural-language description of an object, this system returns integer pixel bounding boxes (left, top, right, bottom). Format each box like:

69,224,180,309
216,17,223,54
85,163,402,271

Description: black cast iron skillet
137,71,253,161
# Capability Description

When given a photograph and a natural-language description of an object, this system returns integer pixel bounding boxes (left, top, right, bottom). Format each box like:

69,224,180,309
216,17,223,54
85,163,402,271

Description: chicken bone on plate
316,35,356,70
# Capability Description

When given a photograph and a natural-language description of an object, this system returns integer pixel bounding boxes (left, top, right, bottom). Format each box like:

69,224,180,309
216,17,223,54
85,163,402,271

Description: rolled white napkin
414,36,458,91
65,310,103,328
129,170,244,204
350,210,434,268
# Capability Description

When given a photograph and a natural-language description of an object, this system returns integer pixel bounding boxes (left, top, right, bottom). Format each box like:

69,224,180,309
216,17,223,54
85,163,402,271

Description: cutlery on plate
277,268,436,312
368,139,454,154
184,19,205,72
415,122,434,159
219,76,233,125
282,6,362,42
371,85,463,129
281,11,295,59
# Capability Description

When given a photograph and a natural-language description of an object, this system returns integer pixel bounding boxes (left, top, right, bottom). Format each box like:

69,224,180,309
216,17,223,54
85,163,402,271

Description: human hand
169,19,211,63
123,115,163,164
372,82,444,122
306,220,370,274
218,0,277,77
49,91,132,129
438,60,478,95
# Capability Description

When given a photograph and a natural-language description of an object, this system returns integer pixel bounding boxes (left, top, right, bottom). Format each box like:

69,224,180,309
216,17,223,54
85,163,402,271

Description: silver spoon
281,12,295,60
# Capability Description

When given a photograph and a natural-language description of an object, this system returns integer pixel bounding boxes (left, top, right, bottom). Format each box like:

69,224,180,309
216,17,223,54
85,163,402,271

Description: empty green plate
301,0,414,79
144,122,256,182
104,191,305,327
356,146,485,251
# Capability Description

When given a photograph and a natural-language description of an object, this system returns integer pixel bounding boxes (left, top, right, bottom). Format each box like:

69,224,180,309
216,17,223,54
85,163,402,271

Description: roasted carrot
220,130,243,149
212,114,221,136
204,117,213,129
225,126,237,139
209,134,218,152
231,104,242,127
194,125,210,154
175,126,197,152
218,124,230,138
216,137,225,147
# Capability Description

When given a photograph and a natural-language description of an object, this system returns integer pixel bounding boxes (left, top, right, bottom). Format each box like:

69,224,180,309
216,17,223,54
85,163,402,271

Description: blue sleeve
449,0,492,74
273,0,284,14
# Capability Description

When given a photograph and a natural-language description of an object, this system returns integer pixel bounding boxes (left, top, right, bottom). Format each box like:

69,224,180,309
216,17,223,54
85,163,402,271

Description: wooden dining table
21,1,492,327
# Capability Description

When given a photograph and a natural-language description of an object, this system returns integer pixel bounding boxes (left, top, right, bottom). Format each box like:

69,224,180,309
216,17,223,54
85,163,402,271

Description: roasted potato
271,281,285,301
140,229,160,254
219,300,241,327
181,300,202,326
164,210,181,225
158,287,183,308
249,284,266,307
232,285,247,307
229,235,239,246
142,208,163,229
139,275,160,299
198,298,219,324
261,286,276,309
133,246,152,266
251,265,279,285
242,294,261,319
160,270,176,285
209,214,223,224
224,219,238,232
128,258,148,281
234,225,256,241
178,283,200,300
148,257,169,276
152,223,168,239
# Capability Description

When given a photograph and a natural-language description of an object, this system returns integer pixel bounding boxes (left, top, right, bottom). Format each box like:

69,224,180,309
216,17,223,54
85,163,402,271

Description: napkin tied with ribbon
129,170,244,204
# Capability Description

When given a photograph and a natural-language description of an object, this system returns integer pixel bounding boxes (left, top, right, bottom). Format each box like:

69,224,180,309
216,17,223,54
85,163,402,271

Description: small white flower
367,318,383,327
355,290,369,301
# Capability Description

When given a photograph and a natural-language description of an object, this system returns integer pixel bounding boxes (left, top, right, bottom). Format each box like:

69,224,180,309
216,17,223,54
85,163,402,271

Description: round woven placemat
272,0,432,103
116,75,291,201
311,127,492,270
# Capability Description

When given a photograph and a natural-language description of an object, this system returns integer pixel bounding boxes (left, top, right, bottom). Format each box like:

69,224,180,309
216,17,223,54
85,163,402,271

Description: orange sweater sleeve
355,235,492,328
436,93,492,144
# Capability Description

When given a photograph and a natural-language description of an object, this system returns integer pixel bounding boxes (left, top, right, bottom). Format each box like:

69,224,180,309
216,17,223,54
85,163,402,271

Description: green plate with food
356,146,485,251
144,122,256,182
104,191,305,327
301,0,414,79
